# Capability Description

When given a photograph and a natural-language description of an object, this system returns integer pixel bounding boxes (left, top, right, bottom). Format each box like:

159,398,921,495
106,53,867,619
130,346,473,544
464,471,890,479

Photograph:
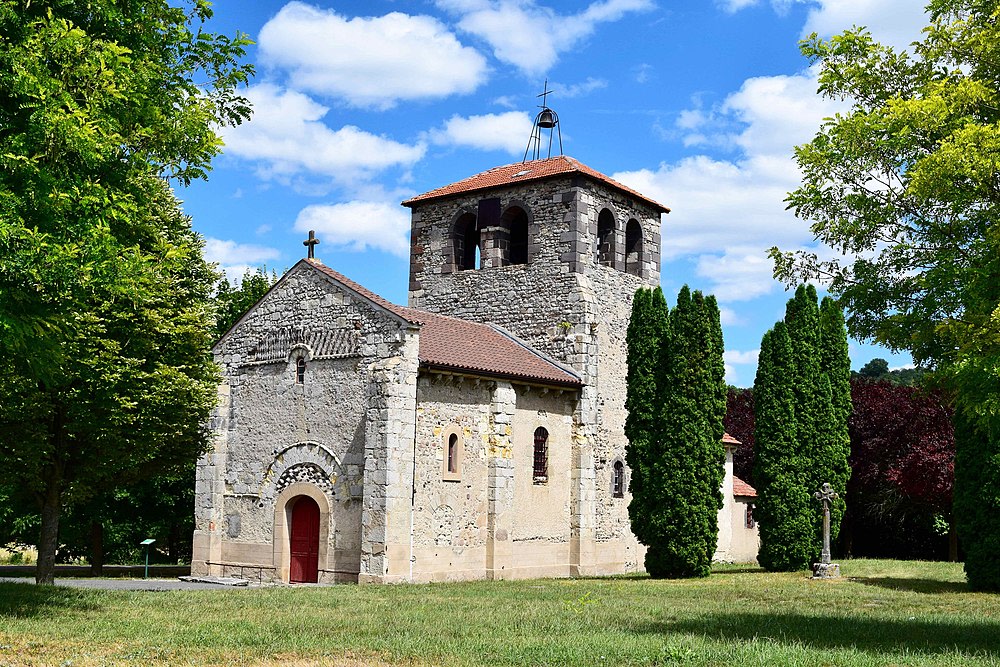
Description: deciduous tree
846,379,955,560
775,0,1000,588
724,388,755,484
214,267,279,339
0,0,252,584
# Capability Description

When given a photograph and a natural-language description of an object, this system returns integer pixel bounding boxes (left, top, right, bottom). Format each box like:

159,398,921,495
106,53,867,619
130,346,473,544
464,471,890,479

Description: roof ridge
401,155,669,212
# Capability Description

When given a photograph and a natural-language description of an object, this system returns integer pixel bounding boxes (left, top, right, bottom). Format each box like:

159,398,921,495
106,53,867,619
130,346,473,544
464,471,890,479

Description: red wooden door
289,496,320,583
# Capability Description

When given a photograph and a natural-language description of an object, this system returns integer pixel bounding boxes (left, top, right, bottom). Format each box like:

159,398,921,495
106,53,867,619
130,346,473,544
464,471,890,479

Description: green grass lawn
1,559,997,666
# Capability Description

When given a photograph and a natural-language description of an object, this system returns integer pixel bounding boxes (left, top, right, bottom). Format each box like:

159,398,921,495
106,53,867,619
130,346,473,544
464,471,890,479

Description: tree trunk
35,478,61,585
36,397,66,586
90,521,104,577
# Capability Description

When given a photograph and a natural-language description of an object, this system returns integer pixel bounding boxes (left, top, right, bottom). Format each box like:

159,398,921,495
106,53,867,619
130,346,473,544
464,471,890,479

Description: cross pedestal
812,482,841,579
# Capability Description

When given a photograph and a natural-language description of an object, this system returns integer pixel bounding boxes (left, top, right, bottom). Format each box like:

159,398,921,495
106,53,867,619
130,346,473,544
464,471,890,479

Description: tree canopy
774,0,999,431
214,267,279,339
775,0,1000,590
0,0,252,584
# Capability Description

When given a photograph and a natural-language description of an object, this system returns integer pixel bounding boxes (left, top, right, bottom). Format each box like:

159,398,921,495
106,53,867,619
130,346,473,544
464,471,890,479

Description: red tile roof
723,432,742,446
307,260,582,388
401,155,670,213
733,475,757,498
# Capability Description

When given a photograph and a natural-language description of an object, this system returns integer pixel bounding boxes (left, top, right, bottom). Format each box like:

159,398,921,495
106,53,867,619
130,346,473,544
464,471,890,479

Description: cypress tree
628,285,726,578
753,286,852,570
817,296,852,545
625,287,669,549
753,322,814,570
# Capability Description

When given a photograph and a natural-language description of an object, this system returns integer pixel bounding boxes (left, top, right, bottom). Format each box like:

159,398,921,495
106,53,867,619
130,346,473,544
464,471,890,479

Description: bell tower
401,93,669,574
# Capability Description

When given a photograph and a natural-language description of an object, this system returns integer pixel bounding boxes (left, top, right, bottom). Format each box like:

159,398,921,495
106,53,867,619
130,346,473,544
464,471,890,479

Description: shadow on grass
637,611,999,657
850,577,969,594
0,581,102,619
709,566,767,575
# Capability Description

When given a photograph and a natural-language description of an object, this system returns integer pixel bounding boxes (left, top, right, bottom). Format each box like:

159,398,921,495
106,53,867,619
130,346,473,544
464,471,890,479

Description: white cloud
428,112,535,155
613,68,848,301
556,77,608,98
800,0,928,51
695,248,780,303
220,84,426,188
439,0,654,75
293,201,411,257
717,0,758,12
719,0,927,51
259,2,489,109
724,349,760,365
723,348,760,385
203,238,282,283
719,307,744,326
633,63,653,84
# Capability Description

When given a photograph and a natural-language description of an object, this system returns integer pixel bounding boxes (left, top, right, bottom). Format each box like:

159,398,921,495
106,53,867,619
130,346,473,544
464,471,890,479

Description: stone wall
406,375,579,582
406,175,659,575
192,262,418,583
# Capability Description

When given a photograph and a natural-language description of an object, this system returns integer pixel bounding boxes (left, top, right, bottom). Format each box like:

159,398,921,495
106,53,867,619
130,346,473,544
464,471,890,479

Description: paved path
0,577,255,591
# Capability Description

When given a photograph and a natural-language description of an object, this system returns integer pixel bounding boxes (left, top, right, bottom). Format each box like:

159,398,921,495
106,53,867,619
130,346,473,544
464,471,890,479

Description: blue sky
181,0,929,387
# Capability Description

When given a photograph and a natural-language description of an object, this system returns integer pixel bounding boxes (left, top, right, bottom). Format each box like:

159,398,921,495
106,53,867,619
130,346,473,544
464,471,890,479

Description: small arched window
295,357,306,384
503,206,530,265
454,212,480,271
442,429,462,481
597,209,615,267
447,433,459,474
625,219,643,277
612,460,625,498
533,427,548,481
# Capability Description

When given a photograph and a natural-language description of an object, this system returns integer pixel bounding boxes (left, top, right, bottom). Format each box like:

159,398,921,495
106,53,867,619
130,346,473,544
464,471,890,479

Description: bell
537,108,556,128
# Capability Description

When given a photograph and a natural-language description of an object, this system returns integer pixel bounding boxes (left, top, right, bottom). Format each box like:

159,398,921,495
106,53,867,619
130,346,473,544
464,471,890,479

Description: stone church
191,154,758,584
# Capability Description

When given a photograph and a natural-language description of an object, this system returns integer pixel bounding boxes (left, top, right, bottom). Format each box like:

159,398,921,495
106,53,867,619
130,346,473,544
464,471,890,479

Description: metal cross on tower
303,230,320,259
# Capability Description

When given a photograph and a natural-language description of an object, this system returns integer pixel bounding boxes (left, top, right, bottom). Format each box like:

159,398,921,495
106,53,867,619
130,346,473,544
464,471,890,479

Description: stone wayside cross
812,482,841,579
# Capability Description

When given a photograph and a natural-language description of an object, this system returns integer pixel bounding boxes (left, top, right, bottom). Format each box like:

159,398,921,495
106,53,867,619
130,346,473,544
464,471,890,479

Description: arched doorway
289,495,320,583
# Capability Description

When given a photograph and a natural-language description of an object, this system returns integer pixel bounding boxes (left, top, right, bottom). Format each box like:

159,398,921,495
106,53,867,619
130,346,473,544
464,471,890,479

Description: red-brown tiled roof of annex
401,155,670,213
733,476,757,498
723,432,741,446
307,260,581,388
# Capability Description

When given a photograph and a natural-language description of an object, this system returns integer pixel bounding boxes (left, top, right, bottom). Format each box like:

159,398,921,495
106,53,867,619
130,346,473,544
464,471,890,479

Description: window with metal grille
295,357,306,384
612,460,625,498
533,427,548,481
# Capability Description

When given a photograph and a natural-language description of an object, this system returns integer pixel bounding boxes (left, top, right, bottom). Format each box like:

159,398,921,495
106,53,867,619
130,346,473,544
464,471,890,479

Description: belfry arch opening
502,205,530,265
597,208,615,267
625,219,643,277
453,212,480,271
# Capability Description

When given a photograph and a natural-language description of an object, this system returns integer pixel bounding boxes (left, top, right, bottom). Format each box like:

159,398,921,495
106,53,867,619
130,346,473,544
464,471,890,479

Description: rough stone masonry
191,155,757,584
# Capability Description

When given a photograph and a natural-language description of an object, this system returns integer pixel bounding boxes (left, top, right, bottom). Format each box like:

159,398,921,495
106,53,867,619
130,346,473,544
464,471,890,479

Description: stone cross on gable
303,230,320,259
